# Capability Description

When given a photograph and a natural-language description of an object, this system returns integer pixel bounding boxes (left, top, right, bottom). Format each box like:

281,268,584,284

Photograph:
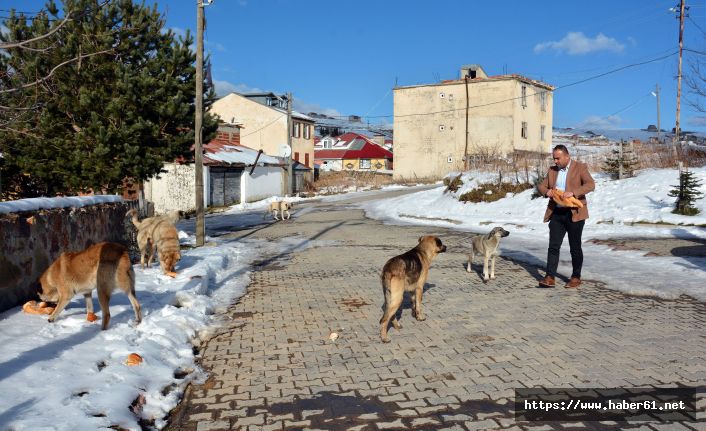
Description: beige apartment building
210,92,315,174
393,65,554,180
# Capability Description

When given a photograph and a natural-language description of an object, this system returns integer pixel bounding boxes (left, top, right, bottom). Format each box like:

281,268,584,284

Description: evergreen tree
668,169,704,215
602,140,638,180
0,0,219,197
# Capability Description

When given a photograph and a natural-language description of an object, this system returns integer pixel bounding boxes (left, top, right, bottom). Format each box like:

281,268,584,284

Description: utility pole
464,76,470,171
655,84,662,143
674,0,686,158
287,92,294,196
195,0,205,246
619,140,624,180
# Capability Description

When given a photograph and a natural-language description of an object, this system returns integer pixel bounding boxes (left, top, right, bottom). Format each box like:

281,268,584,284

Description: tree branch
0,12,71,49
0,48,114,94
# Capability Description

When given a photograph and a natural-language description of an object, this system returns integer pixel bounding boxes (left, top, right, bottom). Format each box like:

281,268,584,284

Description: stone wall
0,201,133,313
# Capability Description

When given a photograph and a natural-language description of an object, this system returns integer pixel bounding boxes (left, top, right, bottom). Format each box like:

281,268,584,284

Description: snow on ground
0,209,333,430
1,168,704,429
0,195,122,214
361,167,706,301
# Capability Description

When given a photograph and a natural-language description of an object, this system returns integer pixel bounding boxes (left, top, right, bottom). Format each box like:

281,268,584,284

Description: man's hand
546,189,555,198
563,191,575,198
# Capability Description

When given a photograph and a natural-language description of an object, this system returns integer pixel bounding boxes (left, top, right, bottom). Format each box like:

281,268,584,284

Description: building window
304,124,310,139
293,122,300,138
521,85,527,108
294,152,299,162
324,139,332,149
305,153,310,167
540,91,546,112
521,122,528,139
541,125,546,141
360,159,371,169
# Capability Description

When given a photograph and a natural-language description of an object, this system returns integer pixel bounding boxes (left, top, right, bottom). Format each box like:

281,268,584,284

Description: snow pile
0,195,123,214
0,234,257,430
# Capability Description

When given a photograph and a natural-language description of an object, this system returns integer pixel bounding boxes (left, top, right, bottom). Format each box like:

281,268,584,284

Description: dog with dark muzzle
379,236,446,343
466,227,510,282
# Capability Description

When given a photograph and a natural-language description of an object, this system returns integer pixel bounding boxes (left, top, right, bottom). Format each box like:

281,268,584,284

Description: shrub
459,182,533,203
443,174,464,193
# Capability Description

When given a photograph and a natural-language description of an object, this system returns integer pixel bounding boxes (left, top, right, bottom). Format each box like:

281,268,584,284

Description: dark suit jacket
537,160,595,222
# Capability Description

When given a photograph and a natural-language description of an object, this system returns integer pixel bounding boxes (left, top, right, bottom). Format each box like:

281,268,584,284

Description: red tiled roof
315,132,393,160
315,149,348,159
342,143,392,159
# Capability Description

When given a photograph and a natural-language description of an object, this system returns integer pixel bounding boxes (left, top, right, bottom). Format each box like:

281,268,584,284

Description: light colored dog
264,200,293,221
38,242,142,330
379,236,446,343
127,209,181,276
466,227,510,282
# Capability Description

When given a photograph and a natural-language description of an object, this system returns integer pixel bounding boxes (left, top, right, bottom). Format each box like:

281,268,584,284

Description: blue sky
6,0,706,131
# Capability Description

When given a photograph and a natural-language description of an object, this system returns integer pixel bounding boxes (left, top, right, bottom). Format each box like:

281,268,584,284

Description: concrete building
144,125,285,213
393,64,554,180
210,92,315,181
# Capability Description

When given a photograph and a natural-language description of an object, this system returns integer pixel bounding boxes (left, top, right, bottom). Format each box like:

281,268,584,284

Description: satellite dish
279,144,292,157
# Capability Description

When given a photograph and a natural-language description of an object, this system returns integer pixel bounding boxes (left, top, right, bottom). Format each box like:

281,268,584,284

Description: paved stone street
166,190,706,431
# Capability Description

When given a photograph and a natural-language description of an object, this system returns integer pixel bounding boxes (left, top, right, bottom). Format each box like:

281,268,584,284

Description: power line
239,114,287,138
684,47,706,55
688,15,706,35
610,93,653,117
359,50,679,120
0,9,45,15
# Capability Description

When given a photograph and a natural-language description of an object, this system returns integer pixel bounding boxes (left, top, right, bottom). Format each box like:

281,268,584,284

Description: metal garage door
209,167,242,207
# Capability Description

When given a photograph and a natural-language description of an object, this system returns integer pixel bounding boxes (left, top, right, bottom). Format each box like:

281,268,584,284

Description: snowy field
361,167,706,301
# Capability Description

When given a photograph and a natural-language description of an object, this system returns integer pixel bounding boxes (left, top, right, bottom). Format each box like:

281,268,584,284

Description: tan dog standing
467,227,510,282
127,209,181,276
264,200,293,221
379,236,446,343
38,242,142,330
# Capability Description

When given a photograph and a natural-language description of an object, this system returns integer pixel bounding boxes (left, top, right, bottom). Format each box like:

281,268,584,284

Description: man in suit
537,145,595,288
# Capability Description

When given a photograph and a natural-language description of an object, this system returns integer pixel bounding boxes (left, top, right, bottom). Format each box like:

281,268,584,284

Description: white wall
144,163,208,213
241,166,283,202
318,160,343,171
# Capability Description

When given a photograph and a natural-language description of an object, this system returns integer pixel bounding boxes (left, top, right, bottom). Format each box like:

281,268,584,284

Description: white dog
264,200,293,221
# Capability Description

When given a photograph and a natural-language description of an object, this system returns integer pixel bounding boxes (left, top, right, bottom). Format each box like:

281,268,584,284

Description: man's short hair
553,144,569,155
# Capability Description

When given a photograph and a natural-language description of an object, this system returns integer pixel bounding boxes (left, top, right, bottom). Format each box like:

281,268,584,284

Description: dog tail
126,209,142,229
379,271,392,324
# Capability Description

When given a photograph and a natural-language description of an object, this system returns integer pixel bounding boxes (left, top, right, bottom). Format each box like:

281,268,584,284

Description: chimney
372,134,386,147
459,64,487,80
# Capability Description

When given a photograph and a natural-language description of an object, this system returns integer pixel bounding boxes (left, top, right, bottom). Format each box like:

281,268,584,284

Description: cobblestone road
166,191,706,431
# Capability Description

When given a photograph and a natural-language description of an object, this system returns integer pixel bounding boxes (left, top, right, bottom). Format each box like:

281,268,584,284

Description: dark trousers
546,209,585,278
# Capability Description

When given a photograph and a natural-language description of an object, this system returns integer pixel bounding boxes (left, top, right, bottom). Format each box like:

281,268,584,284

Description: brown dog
379,236,446,343
38,242,142,330
128,209,181,276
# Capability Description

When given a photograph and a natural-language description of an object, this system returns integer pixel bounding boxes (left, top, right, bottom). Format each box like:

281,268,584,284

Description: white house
144,127,286,213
